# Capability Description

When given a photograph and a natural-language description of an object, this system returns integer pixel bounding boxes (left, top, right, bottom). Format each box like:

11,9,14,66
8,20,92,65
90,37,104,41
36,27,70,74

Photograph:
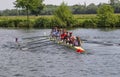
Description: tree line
0,0,120,28
0,3,120,28
0,0,120,16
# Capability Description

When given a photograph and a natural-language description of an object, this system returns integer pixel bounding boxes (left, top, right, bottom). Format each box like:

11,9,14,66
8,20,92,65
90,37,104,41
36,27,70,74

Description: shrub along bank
0,15,120,29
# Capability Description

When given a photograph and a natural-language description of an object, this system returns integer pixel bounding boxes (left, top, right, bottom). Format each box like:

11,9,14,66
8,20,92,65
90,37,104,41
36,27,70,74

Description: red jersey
61,33,67,39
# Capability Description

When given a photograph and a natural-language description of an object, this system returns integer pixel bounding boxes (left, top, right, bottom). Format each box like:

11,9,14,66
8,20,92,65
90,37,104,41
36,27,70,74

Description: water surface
0,28,120,77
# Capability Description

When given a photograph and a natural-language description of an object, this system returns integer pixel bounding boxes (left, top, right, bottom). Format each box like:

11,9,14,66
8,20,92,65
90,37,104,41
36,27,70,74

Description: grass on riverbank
0,14,97,21
0,14,119,28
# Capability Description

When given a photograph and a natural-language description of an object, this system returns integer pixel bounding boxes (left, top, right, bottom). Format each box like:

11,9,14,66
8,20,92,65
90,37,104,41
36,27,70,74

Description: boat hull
50,38,85,53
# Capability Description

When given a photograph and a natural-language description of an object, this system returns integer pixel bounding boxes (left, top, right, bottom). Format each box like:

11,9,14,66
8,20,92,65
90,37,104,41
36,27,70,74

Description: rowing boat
50,38,85,53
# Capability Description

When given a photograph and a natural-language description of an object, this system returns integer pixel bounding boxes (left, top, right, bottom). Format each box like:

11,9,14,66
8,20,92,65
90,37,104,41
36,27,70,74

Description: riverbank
0,14,120,28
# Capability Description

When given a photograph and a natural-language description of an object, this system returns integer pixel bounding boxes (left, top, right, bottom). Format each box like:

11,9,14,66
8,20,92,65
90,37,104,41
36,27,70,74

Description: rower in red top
60,29,67,42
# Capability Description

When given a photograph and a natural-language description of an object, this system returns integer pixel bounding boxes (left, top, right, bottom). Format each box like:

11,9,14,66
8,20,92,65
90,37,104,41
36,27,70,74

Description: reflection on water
0,28,120,77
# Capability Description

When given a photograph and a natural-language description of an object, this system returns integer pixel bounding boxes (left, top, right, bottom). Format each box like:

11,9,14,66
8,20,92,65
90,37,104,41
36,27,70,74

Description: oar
22,35,49,40
19,40,51,48
26,40,51,45
25,38,49,44
29,43,54,49
21,42,54,50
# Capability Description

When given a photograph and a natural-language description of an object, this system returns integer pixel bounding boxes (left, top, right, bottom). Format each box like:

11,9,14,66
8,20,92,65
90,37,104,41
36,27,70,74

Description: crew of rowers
50,27,82,46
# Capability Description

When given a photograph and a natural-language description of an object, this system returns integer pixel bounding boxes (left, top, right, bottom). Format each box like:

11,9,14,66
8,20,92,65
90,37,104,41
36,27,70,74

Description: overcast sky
0,0,109,10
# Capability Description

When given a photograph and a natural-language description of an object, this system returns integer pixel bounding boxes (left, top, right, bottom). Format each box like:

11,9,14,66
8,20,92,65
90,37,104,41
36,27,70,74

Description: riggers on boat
63,44,85,53
50,27,85,53
50,38,85,53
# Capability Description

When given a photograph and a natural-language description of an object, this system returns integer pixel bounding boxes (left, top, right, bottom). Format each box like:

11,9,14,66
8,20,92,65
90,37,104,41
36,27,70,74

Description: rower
60,29,67,42
50,27,58,40
68,32,75,46
73,36,82,46
55,29,61,42
64,32,69,44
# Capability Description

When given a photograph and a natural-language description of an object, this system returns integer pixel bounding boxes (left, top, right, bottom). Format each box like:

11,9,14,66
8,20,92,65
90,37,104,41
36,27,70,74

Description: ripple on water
13,74,24,77
0,29,120,77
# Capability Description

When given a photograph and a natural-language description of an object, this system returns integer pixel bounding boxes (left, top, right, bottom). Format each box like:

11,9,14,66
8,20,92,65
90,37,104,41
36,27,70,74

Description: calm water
0,28,120,77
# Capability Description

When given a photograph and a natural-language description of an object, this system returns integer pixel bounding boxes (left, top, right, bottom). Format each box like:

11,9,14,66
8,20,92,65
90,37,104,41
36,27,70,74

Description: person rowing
50,27,58,40
55,29,61,42
50,28,85,53
64,32,69,44
73,36,85,53
60,29,67,42
73,36,82,46
68,32,76,46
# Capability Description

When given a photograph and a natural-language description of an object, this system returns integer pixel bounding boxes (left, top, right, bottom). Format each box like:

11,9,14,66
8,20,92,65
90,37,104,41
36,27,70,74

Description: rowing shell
50,38,85,53
74,46,85,53
61,43,85,53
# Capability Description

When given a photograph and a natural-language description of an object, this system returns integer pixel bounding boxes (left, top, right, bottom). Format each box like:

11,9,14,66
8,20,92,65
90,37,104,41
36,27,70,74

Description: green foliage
53,17,66,27
86,3,98,14
97,4,118,27
40,5,58,15
82,19,97,28
0,19,34,28
110,0,120,13
0,1,120,15
34,17,52,28
0,14,120,29
14,0,44,10
14,0,44,16
14,0,44,26
115,15,120,27
71,4,86,14
54,2,75,27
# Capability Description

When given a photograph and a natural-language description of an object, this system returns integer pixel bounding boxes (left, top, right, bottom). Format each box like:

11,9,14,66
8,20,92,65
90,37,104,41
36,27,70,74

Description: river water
0,28,120,77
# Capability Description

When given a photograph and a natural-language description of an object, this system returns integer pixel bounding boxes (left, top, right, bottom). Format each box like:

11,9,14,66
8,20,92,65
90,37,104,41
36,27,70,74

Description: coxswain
74,36,84,53
73,36,82,46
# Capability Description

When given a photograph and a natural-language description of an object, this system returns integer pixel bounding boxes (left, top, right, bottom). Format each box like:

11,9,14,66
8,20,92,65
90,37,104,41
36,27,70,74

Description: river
0,28,120,77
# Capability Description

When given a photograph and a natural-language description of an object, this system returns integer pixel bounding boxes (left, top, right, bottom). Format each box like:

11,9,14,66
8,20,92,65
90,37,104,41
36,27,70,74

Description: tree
14,0,44,26
109,0,120,13
31,3,45,16
86,3,97,14
97,4,118,27
110,0,119,5
54,2,74,27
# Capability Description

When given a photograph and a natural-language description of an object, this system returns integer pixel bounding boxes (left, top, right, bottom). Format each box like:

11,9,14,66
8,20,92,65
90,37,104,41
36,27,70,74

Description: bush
34,17,51,28
0,19,35,28
97,4,118,28
82,19,97,28
115,16,120,28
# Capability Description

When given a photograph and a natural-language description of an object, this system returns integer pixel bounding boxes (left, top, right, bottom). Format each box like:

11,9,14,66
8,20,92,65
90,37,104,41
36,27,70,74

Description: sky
0,0,109,10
